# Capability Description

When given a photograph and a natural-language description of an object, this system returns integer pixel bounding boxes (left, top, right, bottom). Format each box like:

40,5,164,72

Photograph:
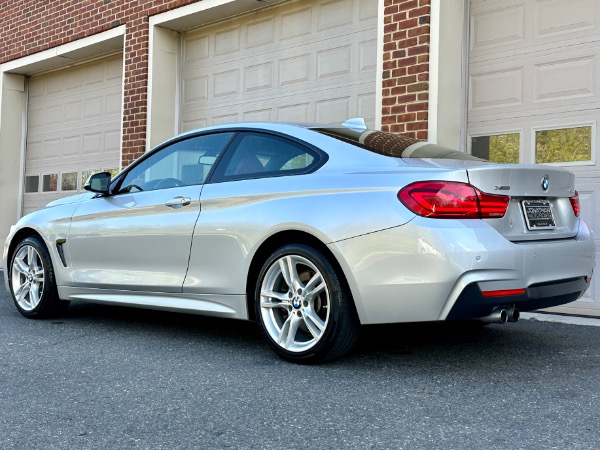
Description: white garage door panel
468,0,600,316
25,54,123,215
469,42,600,123
470,0,600,63
180,0,378,132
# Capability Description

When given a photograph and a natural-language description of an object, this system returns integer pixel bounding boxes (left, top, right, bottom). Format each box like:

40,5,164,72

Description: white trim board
149,0,288,31
1,26,125,75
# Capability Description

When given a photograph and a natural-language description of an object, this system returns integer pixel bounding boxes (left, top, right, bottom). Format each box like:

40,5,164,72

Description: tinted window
315,128,482,161
118,133,234,193
213,132,319,181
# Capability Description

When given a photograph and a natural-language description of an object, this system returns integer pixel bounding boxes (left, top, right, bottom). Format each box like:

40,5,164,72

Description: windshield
314,127,483,161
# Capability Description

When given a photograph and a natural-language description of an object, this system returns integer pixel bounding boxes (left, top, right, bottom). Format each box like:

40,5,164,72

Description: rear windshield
314,127,483,161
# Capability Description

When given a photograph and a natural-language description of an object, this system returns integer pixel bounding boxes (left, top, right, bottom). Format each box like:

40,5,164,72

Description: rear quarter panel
184,167,470,296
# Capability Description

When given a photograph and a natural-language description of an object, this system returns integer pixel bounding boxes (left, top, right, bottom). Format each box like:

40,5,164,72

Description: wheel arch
245,230,359,322
5,225,70,318
6,227,46,268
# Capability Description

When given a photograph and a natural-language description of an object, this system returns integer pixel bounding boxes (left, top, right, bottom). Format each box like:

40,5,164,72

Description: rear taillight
569,190,580,217
398,181,509,219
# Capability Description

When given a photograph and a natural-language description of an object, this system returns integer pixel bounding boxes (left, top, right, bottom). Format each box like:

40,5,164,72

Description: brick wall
1,0,432,165
381,0,431,140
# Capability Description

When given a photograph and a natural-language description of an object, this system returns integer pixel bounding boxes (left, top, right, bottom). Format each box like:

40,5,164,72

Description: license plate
521,199,555,230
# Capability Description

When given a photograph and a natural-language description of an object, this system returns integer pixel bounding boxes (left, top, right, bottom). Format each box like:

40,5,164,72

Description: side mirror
84,172,111,195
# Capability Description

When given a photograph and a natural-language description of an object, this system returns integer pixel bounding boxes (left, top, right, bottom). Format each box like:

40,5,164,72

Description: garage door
179,0,378,132
24,54,123,215
467,0,600,315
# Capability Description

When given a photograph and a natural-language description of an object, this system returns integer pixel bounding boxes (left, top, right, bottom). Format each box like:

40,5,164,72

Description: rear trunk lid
465,164,578,242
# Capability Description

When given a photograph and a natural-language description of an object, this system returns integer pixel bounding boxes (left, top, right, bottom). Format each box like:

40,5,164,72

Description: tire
254,244,359,364
8,236,70,319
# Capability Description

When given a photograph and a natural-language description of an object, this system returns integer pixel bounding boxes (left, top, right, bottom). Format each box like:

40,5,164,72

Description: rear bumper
330,217,595,325
446,276,589,320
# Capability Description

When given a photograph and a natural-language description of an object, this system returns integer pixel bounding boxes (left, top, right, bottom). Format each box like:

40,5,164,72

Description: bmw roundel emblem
541,175,549,191
292,298,301,309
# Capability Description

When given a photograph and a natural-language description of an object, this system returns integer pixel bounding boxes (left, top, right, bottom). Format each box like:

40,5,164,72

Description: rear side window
315,128,483,161
211,132,321,181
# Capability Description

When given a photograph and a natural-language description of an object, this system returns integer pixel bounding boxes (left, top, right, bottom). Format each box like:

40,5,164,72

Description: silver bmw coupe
3,120,596,363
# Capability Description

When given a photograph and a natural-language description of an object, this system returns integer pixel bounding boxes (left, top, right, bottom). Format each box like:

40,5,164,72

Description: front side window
213,132,320,181
118,132,234,193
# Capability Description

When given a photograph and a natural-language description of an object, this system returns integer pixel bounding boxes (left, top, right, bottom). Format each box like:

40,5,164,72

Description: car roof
157,121,346,147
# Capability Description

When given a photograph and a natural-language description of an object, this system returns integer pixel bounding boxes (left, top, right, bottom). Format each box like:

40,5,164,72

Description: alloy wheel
11,245,45,311
259,254,330,352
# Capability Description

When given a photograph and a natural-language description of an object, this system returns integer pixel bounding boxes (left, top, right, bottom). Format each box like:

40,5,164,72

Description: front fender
3,201,86,290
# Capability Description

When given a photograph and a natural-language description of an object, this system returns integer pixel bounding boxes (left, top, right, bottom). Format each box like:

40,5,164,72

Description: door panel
64,132,233,292
67,186,202,292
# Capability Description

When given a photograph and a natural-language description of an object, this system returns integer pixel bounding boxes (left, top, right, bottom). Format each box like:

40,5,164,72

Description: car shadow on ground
48,301,552,370
57,301,263,345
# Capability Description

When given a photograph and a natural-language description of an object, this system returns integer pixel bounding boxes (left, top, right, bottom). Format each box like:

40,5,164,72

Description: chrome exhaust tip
480,308,508,324
506,307,520,322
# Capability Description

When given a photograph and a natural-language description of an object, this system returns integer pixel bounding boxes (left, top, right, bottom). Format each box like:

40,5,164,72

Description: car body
3,120,596,363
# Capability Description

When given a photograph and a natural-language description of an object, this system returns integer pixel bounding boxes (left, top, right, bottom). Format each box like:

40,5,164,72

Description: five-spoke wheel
9,236,69,318
260,254,330,352
11,243,45,312
255,244,359,363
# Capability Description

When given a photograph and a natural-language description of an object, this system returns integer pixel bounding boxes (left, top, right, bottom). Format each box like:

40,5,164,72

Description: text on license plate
521,199,555,230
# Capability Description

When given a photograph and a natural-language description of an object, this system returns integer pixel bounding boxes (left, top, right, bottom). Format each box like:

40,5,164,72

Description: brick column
382,0,431,140
122,17,150,167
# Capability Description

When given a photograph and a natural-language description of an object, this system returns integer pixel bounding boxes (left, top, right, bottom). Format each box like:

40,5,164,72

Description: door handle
164,196,191,208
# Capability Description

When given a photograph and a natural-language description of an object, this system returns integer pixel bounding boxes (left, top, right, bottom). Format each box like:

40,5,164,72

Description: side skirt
57,286,249,320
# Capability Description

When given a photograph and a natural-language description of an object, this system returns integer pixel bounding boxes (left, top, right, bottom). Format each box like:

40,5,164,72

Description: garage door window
61,172,77,192
42,174,58,192
535,125,593,164
470,133,520,163
25,175,39,193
